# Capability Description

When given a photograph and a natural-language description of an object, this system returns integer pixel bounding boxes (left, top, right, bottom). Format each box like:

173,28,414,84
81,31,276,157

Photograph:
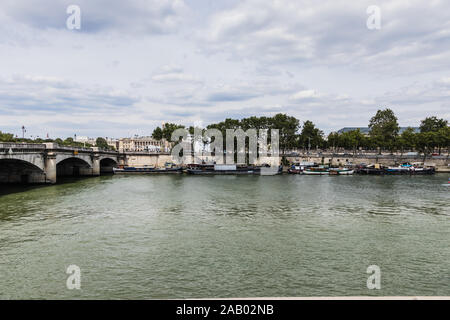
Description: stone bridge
0,143,121,184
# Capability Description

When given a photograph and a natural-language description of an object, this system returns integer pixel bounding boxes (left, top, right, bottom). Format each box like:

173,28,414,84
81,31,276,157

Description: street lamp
308,137,311,154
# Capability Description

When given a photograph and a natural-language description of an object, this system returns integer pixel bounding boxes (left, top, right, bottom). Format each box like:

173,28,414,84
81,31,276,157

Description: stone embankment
285,153,450,172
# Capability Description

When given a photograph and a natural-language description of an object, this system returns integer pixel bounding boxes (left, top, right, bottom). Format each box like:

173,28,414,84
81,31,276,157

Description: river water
0,174,449,299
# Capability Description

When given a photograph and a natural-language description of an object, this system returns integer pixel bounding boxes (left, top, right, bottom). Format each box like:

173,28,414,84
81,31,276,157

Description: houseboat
288,162,315,174
303,166,330,175
355,164,386,175
113,163,182,174
186,164,282,175
385,163,435,175
329,168,354,175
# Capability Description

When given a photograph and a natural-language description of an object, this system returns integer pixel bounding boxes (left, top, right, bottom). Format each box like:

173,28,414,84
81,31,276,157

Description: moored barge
355,163,435,175
113,163,182,174
186,164,282,175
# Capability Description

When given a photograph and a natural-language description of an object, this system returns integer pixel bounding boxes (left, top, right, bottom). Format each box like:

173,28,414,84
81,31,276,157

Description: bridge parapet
0,143,46,152
92,147,118,155
43,143,94,153
123,151,171,156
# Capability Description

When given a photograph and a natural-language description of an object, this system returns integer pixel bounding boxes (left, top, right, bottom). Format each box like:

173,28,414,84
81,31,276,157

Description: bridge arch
56,157,92,177
55,154,92,167
99,157,118,174
0,158,46,183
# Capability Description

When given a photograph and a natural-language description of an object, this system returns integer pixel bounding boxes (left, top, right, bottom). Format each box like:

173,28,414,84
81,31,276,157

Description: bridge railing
44,143,94,152
121,151,171,155
0,143,46,150
56,145,94,152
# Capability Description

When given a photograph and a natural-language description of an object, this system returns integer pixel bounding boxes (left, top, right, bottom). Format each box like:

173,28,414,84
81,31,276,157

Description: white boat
303,168,329,175
329,168,354,175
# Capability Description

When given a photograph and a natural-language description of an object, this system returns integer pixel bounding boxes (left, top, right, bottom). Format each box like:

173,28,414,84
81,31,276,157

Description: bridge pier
45,154,57,184
92,156,100,176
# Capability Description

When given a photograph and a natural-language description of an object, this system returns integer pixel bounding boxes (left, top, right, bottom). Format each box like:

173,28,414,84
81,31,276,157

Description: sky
0,0,449,139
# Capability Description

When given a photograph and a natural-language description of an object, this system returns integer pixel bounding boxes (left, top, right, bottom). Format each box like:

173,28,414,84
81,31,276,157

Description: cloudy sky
0,0,449,138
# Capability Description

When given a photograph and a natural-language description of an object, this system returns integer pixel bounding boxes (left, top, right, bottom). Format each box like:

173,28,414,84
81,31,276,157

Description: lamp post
308,137,311,154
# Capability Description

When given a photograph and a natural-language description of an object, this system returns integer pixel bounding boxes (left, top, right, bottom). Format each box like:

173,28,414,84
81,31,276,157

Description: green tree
397,127,417,155
369,108,400,153
342,129,365,154
0,131,15,142
299,120,324,152
240,116,271,131
95,137,109,149
269,113,300,153
419,116,448,133
64,137,74,145
436,126,450,155
152,126,163,140
161,123,185,141
416,131,437,159
327,132,340,151
207,118,241,151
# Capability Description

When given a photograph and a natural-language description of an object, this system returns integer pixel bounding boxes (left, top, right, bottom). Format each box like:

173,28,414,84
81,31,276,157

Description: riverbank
285,153,450,172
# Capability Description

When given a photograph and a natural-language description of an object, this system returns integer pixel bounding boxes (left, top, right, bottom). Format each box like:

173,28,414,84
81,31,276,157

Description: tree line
151,109,449,155
1,108,448,155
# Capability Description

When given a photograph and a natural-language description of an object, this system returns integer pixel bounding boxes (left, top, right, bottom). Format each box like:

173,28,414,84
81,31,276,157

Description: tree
299,120,324,152
369,108,400,153
419,116,448,133
416,131,437,159
0,131,14,142
240,116,270,131
397,127,417,155
342,129,365,155
95,137,109,149
269,113,300,153
436,126,450,155
64,137,74,145
152,127,163,140
327,132,340,151
161,123,185,141
205,115,300,155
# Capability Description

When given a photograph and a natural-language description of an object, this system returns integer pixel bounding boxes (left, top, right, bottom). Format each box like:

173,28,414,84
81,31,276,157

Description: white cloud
1,0,189,34
200,0,450,74
151,65,202,83
290,90,319,101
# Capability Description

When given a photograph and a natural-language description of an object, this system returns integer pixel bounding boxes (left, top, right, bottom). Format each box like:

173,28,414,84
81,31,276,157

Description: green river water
0,174,449,299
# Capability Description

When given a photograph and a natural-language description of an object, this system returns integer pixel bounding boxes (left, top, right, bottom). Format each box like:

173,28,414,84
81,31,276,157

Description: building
74,136,96,145
106,138,119,150
118,136,170,152
337,127,420,135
